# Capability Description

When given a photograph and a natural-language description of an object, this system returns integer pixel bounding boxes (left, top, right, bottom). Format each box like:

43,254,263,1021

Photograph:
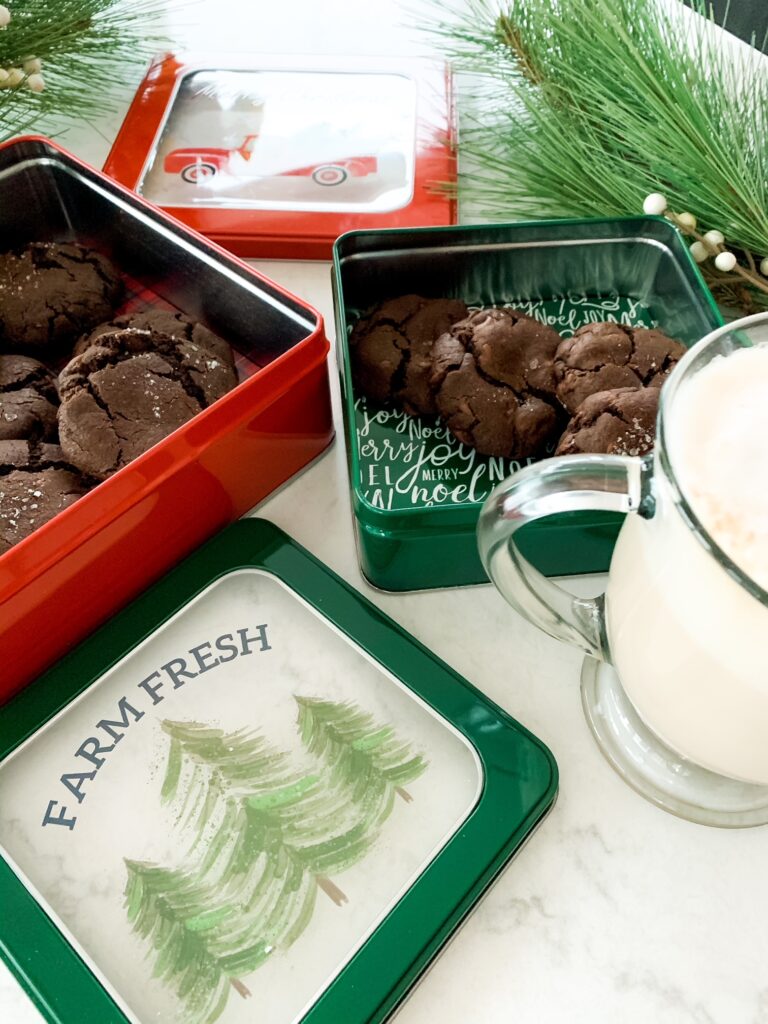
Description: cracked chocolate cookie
75,308,236,372
554,321,686,414
0,354,58,441
555,387,659,457
58,327,236,480
430,308,561,457
0,440,88,554
350,295,468,415
0,242,123,356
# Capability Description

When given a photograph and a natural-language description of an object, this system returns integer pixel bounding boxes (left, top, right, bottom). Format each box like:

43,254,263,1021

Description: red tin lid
104,53,457,260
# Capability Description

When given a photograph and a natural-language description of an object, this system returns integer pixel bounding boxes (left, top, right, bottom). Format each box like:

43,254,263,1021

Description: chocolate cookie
75,309,236,371
0,354,58,441
0,440,87,555
58,327,236,480
0,242,123,355
554,322,686,414
350,295,468,415
430,308,561,457
555,387,659,457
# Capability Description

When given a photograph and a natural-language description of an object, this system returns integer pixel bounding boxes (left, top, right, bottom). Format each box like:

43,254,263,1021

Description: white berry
0,7,10,29
6,68,23,87
643,192,668,216
677,211,697,230
714,251,737,273
703,229,725,248
26,72,44,93
23,58,42,74
760,257,768,277
689,241,709,263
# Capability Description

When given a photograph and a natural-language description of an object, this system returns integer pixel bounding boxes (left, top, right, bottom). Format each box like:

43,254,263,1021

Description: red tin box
0,136,333,702
103,54,457,259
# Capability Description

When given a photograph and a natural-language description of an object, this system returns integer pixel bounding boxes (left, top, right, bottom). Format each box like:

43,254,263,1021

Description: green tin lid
0,519,556,1024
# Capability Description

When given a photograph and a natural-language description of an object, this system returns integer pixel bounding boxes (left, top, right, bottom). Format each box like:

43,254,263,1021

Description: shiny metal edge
0,152,317,335
338,236,671,265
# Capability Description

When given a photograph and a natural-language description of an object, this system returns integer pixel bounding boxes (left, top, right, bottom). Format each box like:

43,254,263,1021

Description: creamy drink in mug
478,313,768,827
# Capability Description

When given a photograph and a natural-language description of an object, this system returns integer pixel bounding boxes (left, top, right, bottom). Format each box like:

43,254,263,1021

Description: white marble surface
2,2,768,1023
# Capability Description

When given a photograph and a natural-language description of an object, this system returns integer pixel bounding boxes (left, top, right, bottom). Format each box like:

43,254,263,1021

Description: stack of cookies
351,295,686,461
0,241,237,555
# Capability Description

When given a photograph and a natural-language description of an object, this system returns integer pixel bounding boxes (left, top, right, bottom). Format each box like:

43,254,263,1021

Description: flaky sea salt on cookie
0,242,123,355
555,386,658,457
554,322,685,414
58,327,236,480
0,440,87,554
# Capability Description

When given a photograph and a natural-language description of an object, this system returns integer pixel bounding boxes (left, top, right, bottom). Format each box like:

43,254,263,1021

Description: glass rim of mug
658,310,768,609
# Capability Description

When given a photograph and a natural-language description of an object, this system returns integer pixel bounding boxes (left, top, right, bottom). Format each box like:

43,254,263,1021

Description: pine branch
426,0,768,315
295,697,428,805
0,0,174,142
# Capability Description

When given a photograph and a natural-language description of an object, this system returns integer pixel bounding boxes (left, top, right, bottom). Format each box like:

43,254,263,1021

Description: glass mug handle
477,454,655,662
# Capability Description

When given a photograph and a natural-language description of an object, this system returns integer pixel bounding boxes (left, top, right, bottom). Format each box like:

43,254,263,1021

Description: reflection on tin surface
140,70,416,215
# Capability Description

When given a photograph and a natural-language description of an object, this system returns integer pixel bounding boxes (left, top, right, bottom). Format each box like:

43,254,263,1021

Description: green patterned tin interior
333,217,724,590
0,520,557,1024
353,296,656,513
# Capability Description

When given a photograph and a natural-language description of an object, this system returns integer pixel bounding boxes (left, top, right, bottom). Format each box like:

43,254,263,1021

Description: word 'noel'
41,624,271,830
354,298,654,511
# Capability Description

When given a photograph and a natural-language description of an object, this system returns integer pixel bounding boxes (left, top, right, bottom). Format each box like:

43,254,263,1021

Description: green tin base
334,216,724,591
356,511,623,592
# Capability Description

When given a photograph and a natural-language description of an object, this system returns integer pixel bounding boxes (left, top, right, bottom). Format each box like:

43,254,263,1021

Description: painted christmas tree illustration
159,719,393,905
125,701,428,1024
124,856,315,1024
296,697,428,806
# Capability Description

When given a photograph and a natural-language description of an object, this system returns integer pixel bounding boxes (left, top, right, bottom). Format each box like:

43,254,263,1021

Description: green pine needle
427,0,768,313
0,0,174,142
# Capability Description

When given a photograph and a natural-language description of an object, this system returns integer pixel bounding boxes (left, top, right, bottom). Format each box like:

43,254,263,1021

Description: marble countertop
2,3,768,1023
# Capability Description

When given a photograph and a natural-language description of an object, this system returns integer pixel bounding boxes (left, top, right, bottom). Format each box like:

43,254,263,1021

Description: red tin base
0,137,334,702
0,363,333,699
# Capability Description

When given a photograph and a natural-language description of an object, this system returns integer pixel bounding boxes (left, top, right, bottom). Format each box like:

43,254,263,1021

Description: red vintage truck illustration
163,133,379,186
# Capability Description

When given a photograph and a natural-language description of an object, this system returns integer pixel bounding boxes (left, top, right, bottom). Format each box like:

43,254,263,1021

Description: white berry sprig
0,6,45,92
643,192,768,299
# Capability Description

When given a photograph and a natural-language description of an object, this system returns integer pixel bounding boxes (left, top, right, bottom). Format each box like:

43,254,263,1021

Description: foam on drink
670,345,768,593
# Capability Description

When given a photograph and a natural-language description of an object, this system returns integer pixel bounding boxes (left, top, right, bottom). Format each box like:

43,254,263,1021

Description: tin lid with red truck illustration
104,54,457,259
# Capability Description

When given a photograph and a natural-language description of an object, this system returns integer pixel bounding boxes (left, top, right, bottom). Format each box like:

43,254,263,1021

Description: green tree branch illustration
295,697,428,806
125,860,245,1024
125,852,318,1023
160,720,390,907
124,709,430,1023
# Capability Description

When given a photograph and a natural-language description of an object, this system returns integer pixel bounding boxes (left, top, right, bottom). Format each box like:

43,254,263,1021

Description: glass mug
478,313,768,827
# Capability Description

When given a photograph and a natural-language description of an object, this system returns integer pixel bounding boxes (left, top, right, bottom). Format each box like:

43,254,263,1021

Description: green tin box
0,520,556,1024
333,216,724,591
